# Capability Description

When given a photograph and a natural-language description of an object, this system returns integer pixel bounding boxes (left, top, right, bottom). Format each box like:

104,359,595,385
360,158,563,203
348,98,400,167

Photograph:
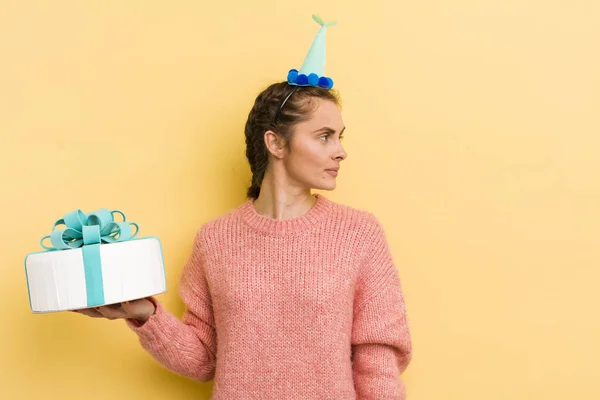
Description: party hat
287,14,337,89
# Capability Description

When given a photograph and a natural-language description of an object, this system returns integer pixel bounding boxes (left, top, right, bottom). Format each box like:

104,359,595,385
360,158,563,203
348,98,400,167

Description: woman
74,81,413,399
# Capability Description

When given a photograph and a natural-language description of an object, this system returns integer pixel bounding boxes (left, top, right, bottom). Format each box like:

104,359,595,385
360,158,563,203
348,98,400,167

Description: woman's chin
312,181,337,191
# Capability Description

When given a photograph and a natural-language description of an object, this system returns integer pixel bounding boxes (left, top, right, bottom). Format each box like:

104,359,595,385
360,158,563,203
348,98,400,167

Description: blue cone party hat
287,14,336,89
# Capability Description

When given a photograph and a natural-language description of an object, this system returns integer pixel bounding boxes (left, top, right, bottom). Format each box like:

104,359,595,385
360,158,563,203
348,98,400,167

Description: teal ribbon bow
40,208,139,307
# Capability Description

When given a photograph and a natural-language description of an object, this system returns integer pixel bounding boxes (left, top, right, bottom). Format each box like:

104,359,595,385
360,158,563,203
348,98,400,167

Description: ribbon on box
40,209,139,307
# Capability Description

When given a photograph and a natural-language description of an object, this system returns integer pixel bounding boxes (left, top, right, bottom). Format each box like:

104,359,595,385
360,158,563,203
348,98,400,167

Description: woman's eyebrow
312,126,346,134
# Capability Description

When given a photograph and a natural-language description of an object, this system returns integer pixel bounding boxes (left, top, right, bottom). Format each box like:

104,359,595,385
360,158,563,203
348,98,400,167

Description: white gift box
25,237,167,313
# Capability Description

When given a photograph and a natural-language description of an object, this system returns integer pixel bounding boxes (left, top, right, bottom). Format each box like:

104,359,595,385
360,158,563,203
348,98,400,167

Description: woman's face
283,98,347,191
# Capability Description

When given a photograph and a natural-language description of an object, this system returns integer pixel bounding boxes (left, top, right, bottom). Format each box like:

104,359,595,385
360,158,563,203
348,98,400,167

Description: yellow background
1,1,598,399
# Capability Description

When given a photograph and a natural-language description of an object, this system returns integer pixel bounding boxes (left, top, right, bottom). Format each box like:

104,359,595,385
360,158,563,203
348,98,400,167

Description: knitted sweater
126,193,412,399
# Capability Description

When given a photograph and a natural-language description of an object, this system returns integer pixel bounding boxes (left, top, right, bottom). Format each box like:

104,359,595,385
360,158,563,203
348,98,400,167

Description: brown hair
244,81,340,199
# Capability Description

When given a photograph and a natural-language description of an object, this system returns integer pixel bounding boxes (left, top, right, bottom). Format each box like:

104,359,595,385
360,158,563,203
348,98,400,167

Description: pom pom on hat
287,69,299,84
296,74,309,85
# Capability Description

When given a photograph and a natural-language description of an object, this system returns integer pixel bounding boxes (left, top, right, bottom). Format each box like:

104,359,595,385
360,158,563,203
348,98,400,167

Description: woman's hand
71,298,156,324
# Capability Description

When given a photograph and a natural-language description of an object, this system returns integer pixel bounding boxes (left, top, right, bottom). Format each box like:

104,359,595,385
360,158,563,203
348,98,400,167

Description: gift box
24,208,167,313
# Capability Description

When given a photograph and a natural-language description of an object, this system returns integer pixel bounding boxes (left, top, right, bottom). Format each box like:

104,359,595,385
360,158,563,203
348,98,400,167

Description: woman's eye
320,133,343,142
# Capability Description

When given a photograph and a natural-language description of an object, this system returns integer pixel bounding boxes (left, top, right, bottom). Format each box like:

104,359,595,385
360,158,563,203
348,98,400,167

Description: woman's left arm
351,214,413,400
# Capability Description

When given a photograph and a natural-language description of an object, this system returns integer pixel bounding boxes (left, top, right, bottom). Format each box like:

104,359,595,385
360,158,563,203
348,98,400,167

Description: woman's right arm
73,229,217,382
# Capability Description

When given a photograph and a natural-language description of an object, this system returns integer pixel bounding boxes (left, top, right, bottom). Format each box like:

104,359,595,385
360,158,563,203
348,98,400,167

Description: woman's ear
264,130,287,159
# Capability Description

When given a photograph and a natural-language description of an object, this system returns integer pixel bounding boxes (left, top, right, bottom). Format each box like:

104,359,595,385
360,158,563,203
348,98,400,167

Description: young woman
74,82,413,399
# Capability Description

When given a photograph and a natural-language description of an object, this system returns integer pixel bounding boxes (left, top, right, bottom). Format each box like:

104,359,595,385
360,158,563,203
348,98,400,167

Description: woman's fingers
70,299,155,321
94,304,128,320
71,308,105,318
121,298,155,322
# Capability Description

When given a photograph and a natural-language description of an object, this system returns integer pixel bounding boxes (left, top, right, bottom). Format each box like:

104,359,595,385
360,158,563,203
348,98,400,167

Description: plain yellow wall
1,1,598,399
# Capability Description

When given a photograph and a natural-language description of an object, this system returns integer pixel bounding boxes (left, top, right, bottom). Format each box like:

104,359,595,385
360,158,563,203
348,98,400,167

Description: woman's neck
252,174,317,220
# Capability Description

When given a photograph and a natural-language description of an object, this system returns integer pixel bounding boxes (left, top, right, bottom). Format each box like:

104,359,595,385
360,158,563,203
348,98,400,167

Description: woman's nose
335,146,347,161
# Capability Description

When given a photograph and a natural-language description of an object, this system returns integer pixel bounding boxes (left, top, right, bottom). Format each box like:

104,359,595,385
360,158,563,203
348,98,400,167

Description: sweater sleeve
351,214,412,399
125,228,217,382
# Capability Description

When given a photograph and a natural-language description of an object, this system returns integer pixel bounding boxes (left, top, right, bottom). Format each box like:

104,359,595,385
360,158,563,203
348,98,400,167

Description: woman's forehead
301,99,344,131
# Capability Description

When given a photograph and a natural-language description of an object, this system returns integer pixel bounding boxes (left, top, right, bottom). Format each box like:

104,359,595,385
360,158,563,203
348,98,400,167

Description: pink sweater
127,194,412,399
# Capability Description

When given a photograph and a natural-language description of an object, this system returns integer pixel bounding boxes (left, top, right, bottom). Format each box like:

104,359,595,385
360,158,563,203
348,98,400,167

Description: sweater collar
239,193,332,236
